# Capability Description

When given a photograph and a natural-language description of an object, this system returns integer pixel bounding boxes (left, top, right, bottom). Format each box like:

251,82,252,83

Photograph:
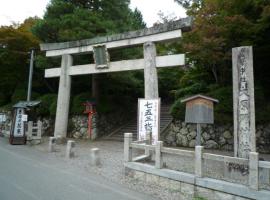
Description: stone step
103,104,173,141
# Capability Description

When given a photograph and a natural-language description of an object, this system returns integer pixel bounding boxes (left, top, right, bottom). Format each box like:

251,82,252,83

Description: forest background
0,0,269,124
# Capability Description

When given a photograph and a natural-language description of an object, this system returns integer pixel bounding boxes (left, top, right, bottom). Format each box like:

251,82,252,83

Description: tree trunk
211,64,218,83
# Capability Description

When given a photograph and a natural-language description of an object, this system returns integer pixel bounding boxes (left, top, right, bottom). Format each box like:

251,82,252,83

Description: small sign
22,114,28,122
138,99,160,144
0,114,6,122
93,45,110,69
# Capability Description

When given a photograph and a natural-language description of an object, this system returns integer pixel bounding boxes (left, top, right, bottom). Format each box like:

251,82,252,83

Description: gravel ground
33,137,181,200
33,137,270,200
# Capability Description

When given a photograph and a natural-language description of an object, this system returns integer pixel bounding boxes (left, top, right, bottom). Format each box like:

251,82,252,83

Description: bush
207,86,233,124
70,92,92,115
49,99,57,116
175,82,208,99
170,98,186,120
36,94,57,116
171,86,233,123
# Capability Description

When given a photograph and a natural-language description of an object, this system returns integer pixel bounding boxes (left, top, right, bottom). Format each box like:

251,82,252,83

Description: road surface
0,138,155,200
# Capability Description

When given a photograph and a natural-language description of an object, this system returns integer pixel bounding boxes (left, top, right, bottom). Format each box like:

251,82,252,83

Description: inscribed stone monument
232,46,256,158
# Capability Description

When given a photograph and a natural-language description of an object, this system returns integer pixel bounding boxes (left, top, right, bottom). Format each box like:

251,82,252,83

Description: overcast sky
0,0,186,27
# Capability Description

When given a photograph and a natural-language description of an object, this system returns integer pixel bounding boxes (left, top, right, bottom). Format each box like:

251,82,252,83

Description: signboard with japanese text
13,108,25,137
22,114,28,122
138,98,160,144
0,114,6,123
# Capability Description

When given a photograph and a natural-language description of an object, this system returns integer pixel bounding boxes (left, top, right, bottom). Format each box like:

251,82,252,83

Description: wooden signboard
181,95,218,124
10,108,27,145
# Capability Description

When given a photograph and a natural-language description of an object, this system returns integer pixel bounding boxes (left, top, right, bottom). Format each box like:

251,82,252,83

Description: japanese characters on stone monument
138,99,160,144
232,46,256,158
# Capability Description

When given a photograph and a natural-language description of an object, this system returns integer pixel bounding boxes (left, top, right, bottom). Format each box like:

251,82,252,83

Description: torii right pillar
232,46,256,158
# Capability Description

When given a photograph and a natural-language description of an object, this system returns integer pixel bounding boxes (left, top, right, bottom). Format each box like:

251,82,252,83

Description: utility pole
27,49,35,102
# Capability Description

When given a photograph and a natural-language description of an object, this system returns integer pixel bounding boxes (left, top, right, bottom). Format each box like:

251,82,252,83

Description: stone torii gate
40,17,192,139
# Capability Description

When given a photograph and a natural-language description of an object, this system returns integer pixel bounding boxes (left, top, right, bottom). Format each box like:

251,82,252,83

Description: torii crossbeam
40,17,192,139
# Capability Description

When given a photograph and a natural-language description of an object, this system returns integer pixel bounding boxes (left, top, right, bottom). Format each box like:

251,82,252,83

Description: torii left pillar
54,54,72,138
144,42,159,99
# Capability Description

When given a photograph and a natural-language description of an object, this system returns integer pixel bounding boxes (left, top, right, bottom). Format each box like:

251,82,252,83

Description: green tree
32,0,145,42
0,18,40,106
176,0,270,86
32,0,146,114
171,0,270,122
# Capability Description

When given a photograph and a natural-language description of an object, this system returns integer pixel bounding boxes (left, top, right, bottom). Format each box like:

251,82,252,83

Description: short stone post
195,146,204,178
145,131,152,159
27,121,33,140
37,120,42,139
66,140,75,159
48,137,56,152
91,148,101,166
249,152,259,190
124,133,133,162
56,135,66,144
155,141,163,169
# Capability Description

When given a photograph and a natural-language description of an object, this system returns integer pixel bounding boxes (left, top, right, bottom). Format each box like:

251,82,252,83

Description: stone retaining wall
0,110,53,137
0,110,12,137
70,111,131,139
164,120,270,153
0,108,130,139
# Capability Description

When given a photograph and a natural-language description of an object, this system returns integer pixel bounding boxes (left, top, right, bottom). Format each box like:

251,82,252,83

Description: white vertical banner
13,108,25,137
138,98,160,144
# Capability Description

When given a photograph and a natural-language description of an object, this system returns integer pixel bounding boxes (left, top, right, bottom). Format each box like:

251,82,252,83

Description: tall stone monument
232,46,256,158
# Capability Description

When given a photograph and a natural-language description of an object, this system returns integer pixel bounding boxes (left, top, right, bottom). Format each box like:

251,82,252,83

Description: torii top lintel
40,17,192,57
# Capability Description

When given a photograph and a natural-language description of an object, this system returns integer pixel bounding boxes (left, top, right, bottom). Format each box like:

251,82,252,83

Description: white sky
0,0,186,27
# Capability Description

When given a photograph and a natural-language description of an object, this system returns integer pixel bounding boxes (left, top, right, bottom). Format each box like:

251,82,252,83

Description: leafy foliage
30,0,147,115
0,0,270,126
170,98,186,120
70,92,92,115
0,18,40,106
171,0,270,122
36,94,58,116
207,86,233,124
32,0,145,42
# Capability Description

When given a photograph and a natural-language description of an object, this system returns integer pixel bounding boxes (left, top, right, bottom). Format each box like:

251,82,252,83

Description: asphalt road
0,138,154,200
